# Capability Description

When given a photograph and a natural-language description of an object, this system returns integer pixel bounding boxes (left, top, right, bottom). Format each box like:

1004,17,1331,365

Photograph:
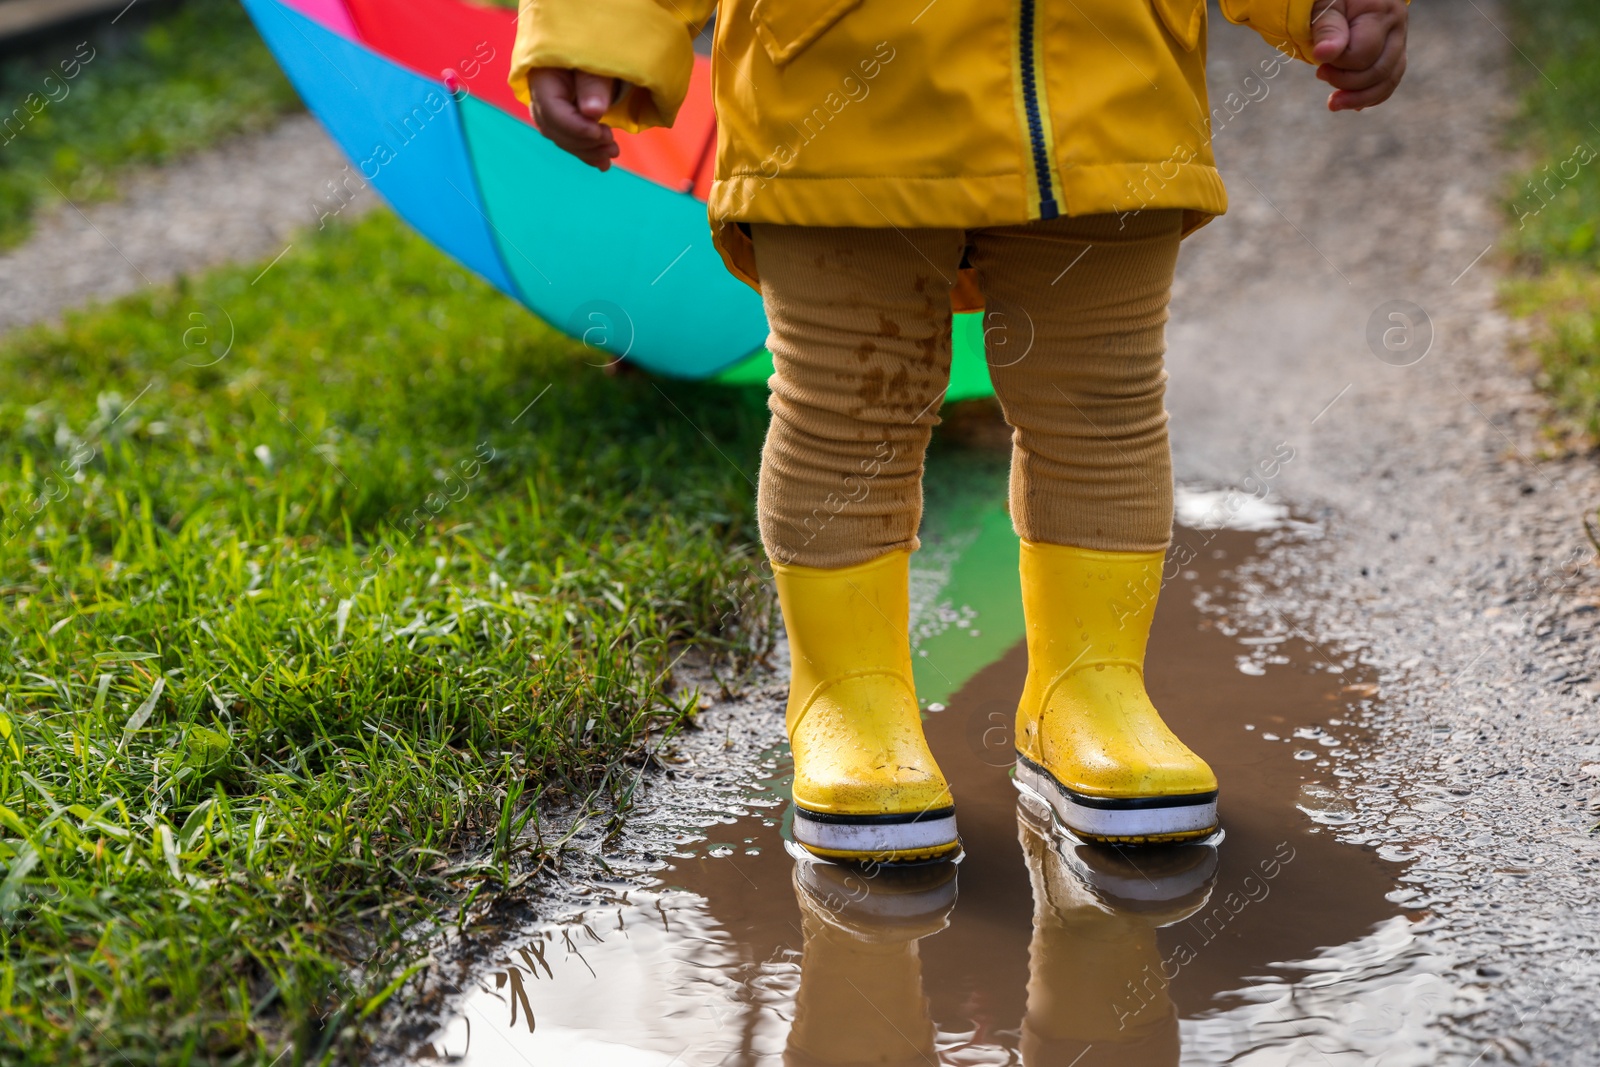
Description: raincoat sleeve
509,0,715,132
1217,0,1319,63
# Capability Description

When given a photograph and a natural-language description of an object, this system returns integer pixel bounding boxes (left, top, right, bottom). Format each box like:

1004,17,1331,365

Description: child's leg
750,224,965,569
971,210,1181,553
749,223,966,863
970,210,1220,844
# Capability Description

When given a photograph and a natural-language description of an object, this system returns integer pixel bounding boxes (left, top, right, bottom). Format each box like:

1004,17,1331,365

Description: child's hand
1309,0,1408,112
526,68,621,170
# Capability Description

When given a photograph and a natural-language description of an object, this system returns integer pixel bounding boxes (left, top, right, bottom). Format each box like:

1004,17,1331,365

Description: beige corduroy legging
752,209,1183,570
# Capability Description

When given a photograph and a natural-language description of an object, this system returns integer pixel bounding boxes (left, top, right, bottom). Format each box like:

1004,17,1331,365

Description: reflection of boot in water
784,861,957,1067
1018,807,1218,1066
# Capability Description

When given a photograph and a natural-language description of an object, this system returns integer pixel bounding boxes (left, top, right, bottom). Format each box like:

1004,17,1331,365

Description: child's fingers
1314,0,1406,111
527,68,619,169
1327,53,1405,111
544,118,612,150
526,68,574,115
573,72,616,121
540,116,612,156
542,129,617,169
1320,63,1388,92
552,127,620,169
1328,82,1395,112
528,69,603,138
1325,11,1390,70
1321,26,1404,88
1317,30,1404,90
571,142,621,171
1309,0,1350,64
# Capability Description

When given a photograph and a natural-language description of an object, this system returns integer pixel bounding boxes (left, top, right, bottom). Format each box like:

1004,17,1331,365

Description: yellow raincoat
509,0,1317,296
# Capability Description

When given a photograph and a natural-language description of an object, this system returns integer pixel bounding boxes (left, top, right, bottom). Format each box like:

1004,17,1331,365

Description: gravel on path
0,113,374,332
1169,0,1600,1059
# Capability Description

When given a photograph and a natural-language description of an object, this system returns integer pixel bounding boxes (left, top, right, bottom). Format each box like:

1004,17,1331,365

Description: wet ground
405,455,1452,1065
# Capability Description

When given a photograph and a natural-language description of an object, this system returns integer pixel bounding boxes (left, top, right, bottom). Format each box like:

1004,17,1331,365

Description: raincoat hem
709,163,1226,302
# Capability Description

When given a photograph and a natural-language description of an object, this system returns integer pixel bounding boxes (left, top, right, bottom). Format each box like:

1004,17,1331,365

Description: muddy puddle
413,459,1447,1065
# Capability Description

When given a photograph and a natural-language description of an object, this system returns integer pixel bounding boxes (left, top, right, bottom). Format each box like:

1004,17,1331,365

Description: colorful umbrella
242,0,995,398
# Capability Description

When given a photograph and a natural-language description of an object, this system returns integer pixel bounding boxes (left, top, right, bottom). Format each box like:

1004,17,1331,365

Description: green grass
1503,268,1600,439
0,0,301,247
0,210,773,1062
1502,0,1600,441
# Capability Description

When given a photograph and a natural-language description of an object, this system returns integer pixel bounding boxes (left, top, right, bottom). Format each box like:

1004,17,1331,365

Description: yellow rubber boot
1013,541,1218,843
773,551,960,863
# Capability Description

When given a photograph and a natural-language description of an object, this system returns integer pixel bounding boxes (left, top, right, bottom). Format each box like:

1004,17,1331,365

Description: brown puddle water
415,480,1442,1066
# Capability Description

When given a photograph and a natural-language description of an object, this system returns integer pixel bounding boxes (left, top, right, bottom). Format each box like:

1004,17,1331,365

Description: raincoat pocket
1152,0,1205,51
751,0,865,67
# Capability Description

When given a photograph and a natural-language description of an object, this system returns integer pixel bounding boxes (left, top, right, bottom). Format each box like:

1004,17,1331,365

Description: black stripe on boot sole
793,805,958,826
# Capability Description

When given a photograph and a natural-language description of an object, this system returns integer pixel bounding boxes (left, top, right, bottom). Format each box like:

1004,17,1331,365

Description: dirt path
0,113,373,331
1169,0,1600,1057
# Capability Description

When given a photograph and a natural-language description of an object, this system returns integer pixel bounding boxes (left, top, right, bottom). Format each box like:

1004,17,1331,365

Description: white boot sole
1015,756,1217,843
792,806,960,862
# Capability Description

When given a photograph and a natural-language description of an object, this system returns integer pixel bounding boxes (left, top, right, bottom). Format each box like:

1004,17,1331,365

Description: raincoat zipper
1016,0,1060,219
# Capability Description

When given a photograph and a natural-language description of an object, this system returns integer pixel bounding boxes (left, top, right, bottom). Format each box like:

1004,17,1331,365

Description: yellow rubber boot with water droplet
774,550,960,863
1013,541,1218,844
